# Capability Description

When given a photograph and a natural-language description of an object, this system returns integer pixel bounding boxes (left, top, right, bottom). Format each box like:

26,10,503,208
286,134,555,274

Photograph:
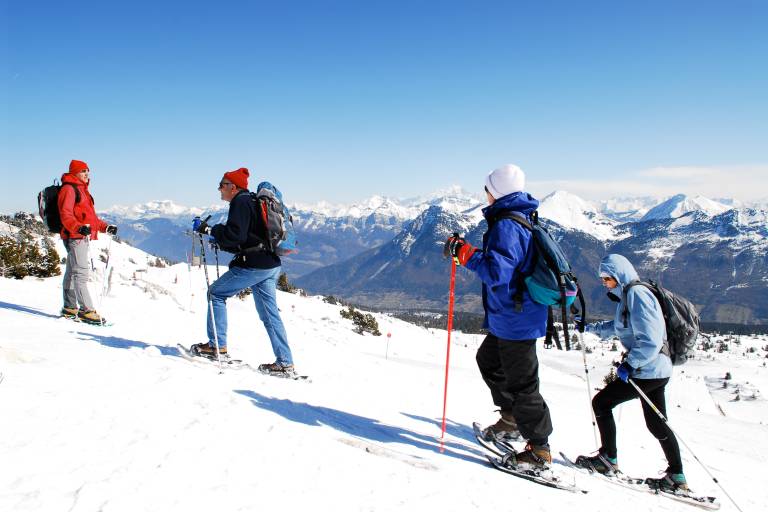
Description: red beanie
223,167,249,190
69,160,89,174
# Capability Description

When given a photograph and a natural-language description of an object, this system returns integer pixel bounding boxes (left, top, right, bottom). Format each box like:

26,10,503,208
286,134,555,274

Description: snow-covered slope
538,191,617,240
1,240,766,511
641,194,731,221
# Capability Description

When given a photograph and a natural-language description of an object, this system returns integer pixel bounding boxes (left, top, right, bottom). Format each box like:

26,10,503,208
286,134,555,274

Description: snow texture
1,237,767,512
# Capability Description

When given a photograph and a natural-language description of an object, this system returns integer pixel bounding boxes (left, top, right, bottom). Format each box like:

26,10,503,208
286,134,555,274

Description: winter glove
194,215,212,235
77,225,92,236
106,225,118,235
443,235,477,266
615,361,633,383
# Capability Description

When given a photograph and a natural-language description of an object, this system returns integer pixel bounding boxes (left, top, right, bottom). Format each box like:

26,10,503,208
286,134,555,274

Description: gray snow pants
62,238,95,311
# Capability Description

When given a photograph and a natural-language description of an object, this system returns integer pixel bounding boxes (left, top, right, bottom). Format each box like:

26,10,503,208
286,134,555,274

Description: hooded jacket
464,192,547,340
58,173,108,240
588,254,672,379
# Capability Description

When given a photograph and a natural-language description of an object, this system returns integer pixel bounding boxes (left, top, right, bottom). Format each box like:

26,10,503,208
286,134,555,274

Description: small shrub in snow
340,306,381,336
277,272,296,293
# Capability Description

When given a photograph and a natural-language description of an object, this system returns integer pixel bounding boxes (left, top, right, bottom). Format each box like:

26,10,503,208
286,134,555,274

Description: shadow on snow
75,331,182,358
0,300,62,320
233,389,488,466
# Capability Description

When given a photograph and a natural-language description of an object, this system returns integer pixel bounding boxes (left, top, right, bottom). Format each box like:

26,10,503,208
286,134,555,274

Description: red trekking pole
440,255,458,453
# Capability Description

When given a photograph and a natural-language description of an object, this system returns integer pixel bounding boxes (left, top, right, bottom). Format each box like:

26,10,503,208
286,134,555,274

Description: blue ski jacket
587,254,672,379
464,192,547,340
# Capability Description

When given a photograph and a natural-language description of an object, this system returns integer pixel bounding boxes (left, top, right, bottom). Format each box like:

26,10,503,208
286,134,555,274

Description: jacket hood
482,191,539,220
61,173,89,187
599,254,639,291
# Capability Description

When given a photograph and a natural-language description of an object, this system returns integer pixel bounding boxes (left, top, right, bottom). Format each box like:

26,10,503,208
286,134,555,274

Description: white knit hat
485,164,526,199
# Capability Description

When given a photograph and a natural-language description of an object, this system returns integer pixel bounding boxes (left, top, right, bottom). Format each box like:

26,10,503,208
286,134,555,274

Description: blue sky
2,0,767,212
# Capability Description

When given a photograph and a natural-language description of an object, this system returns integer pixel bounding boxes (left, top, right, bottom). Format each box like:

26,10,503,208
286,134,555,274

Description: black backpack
37,181,80,234
621,280,700,365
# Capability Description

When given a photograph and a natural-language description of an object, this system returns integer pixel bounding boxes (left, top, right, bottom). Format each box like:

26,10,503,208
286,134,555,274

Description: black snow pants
476,334,553,445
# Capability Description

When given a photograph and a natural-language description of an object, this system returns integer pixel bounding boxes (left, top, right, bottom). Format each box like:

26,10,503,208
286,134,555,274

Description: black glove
106,225,118,235
78,225,92,236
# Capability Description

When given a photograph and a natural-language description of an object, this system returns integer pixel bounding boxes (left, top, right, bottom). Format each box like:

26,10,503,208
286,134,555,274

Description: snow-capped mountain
92,189,766,323
595,196,664,222
538,191,618,240
298,201,768,324
640,194,731,221
103,200,222,221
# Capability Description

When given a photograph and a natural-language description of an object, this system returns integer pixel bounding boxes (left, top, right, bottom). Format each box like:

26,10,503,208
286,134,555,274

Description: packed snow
1,237,767,512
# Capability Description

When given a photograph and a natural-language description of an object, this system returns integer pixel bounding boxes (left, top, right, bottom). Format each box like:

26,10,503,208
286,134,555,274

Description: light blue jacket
587,254,672,380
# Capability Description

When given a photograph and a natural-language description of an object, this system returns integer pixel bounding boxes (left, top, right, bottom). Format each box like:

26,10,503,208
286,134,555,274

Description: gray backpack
621,280,700,365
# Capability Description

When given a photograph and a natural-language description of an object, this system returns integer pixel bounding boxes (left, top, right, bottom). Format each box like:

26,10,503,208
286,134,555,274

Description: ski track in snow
1,240,767,512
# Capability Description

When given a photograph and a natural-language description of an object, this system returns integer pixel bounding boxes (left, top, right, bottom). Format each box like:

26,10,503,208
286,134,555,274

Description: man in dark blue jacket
192,167,295,376
445,164,552,468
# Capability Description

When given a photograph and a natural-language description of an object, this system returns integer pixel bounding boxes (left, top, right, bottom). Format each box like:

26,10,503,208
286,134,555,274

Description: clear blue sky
2,0,767,212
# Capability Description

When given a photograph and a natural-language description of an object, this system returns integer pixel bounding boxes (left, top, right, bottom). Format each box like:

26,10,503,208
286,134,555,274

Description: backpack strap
489,211,535,312
621,280,672,356
621,280,643,328
62,181,82,204
59,182,82,236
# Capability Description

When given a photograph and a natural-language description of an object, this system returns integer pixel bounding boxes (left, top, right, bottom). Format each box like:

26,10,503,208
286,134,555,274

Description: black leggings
593,378,683,474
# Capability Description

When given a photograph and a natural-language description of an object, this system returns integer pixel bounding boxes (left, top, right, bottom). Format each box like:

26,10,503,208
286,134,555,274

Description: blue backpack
251,182,298,256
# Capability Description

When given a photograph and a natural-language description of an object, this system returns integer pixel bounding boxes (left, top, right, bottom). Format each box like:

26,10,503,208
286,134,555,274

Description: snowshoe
479,411,523,443
575,452,620,475
78,309,107,325
257,362,296,377
646,470,689,493
60,306,79,319
190,342,228,358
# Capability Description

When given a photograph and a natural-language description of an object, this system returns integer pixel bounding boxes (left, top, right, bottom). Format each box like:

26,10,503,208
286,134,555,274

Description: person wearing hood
444,164,553,469
191,167,296,376
575,254,688,492
58,159,117,325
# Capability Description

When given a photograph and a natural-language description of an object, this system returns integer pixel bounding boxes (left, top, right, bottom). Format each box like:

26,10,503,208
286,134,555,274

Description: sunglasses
218,181,233,189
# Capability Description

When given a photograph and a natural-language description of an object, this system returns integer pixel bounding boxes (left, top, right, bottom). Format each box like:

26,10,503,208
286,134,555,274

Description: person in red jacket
58,159,117,324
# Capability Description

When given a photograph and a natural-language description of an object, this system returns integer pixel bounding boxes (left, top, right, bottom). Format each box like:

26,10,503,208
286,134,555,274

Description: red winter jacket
58,173,108,240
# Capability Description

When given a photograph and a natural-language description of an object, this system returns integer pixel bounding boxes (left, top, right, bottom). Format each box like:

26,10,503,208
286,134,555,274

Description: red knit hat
223,167,249,189
69,160,89,174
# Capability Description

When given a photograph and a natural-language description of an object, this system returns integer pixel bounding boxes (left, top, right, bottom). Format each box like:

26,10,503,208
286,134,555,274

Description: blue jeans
206,266,293,365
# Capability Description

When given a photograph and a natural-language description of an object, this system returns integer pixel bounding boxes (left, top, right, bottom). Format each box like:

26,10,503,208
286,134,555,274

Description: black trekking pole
195,215,224,374
627,378,744,512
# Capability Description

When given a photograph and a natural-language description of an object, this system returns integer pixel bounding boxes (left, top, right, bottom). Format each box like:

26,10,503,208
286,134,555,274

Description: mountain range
94,190,768,324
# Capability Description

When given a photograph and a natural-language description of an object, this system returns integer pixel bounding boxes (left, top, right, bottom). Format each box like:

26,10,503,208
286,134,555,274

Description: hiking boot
258,362,295,376
190,343,227,358
78,309,105,325
646,469,689,493
481,411,522,442
575,451,620,475
513,442,552,469
61,306,79,319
